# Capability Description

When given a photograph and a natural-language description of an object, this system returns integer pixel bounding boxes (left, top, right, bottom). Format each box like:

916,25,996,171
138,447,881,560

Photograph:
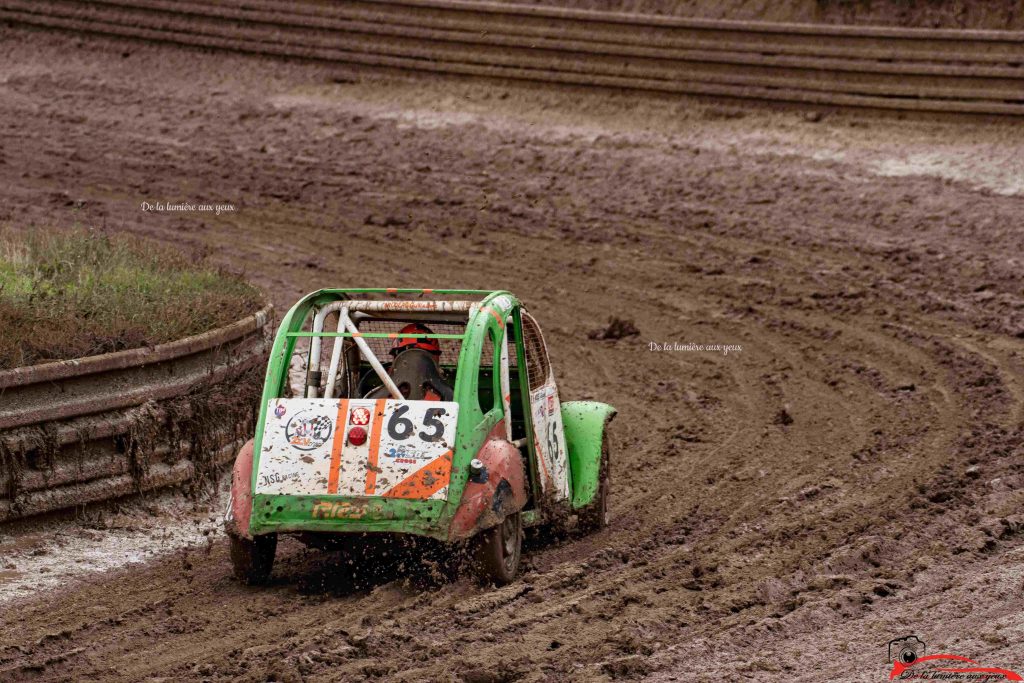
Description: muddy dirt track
2,24,1024,683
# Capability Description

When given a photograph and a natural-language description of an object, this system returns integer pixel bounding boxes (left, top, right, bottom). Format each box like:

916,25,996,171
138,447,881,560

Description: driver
362,323,452,401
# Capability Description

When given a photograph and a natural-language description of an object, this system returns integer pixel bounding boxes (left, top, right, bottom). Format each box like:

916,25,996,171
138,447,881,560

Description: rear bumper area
249,494,449,539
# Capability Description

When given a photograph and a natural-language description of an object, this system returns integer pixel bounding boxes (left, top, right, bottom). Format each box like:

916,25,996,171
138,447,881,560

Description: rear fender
225,439,255,539
562,401,617,509
449,434,527,542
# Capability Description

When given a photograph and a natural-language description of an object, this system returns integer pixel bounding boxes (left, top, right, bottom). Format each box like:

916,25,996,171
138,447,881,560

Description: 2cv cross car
225,289,616,585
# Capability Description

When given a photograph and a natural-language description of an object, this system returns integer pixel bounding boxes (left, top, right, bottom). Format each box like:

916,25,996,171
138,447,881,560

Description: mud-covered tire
230,533,277,585
578,437,610,533
471,511,522,586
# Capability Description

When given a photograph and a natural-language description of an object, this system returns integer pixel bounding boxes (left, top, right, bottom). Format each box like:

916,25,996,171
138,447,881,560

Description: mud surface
1,26,1023,682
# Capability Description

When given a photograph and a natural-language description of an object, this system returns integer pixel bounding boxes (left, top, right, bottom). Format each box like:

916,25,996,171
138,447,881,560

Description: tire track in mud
0,27,1022,682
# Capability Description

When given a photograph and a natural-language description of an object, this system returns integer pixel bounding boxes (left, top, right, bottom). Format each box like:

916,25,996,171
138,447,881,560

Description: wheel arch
562,401,617,509
226,439,255,539
448,434,528,541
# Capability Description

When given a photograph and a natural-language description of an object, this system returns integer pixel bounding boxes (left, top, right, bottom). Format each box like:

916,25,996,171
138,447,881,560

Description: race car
224,288,615,586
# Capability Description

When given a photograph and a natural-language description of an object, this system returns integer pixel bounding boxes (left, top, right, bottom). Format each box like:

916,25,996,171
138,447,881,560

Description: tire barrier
0,306,272,522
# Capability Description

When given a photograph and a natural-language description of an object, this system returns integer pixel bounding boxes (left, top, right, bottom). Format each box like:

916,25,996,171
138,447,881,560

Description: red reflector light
347,426,368,446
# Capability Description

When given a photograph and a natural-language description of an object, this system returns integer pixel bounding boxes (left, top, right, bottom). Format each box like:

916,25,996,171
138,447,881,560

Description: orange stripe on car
483,306,503,327
384,451,453,499
535,435,551,486
364,399,387,495
327,399,350,494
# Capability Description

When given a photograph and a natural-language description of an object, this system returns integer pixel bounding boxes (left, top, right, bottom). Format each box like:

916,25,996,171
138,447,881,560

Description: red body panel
227,439,255,538
448,422,528,541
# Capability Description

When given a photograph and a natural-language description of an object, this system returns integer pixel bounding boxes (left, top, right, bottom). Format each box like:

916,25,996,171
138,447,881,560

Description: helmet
391,323,441,357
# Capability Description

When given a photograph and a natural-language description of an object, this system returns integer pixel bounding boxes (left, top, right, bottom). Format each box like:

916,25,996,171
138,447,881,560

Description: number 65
387,405,447,443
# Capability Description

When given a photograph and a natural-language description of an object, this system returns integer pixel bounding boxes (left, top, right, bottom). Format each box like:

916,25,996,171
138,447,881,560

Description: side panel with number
530,380,570,501
256,398,459,500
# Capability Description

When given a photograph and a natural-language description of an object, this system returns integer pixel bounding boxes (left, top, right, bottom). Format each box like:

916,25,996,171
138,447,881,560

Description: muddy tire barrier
0,306,272,523
1,0,1023,115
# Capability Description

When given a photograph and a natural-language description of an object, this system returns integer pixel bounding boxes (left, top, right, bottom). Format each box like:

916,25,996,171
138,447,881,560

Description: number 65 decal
387,405,449,443
546,421,559,460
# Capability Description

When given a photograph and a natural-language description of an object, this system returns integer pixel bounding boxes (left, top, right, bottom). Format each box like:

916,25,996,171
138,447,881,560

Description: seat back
364,348,454,401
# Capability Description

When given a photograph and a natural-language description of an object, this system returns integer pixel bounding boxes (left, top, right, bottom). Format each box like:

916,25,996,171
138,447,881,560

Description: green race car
225,289,615,585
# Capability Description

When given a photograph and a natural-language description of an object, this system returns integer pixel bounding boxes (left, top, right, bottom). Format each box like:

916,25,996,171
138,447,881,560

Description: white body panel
530,378,570,500
256,398,458,500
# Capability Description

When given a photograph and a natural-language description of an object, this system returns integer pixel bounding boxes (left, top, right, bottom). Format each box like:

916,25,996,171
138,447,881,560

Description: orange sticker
384,451,452,499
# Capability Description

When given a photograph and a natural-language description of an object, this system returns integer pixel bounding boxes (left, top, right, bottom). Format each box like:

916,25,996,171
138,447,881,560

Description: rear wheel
472,511,522,586
578,437,610,533
230,533,277,585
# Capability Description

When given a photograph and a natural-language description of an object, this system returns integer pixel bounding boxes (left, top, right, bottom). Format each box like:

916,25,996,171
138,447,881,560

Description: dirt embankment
0,26,1022,683
0,228,261,369
497,0,1024,29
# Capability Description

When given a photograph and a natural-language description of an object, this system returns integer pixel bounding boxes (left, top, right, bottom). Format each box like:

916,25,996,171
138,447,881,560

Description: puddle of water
0,477,230,605
873,153,1024,196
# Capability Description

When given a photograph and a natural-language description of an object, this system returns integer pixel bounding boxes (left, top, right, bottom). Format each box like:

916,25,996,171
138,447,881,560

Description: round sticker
285,410,333,451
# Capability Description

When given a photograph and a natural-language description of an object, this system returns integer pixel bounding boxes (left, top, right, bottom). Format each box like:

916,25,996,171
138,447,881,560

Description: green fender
561,400,617,509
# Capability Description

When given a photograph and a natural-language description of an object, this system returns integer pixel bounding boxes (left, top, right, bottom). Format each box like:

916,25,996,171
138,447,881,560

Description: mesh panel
353,319,476,366
521,313,550,391
303,317,500,400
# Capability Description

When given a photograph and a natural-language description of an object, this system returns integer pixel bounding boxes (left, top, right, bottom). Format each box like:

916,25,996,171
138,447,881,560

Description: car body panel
255,398,459,500
225,438,255,538
448,421,528,541
530,378,571,501
561,400,617,509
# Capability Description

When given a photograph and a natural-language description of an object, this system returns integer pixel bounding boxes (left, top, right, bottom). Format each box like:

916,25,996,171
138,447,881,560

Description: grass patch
0,228,263,369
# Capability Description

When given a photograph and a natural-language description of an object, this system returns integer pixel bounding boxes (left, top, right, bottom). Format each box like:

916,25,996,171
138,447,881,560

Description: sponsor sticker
285,410,333,451
384,443,428,464
312,500,368,519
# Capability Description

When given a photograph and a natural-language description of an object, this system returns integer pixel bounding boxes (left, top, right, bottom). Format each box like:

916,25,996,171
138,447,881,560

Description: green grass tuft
0,228,263,369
